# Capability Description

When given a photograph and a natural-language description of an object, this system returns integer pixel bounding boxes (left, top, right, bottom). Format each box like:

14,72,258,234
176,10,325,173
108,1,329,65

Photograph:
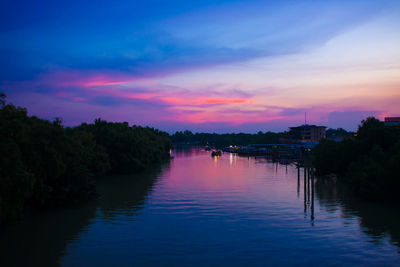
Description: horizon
1,0,400,133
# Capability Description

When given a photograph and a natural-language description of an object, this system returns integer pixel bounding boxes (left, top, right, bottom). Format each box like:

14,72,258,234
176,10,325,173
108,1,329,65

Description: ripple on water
2,148,399,267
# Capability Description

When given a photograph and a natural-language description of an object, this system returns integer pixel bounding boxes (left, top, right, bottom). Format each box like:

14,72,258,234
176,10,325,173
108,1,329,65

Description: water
1,147,400,266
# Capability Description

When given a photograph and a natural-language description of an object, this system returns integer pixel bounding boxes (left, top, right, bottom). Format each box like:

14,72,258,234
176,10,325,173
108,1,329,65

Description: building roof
384,117,400,122
289,124,327,130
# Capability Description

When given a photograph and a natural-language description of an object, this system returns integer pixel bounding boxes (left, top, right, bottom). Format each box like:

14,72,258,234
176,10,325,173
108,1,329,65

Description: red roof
384,117,400,122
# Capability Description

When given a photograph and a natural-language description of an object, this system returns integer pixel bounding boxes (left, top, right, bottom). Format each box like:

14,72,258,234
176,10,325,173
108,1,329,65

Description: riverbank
0,97,173,224
313,117,400,202
1,148,399,266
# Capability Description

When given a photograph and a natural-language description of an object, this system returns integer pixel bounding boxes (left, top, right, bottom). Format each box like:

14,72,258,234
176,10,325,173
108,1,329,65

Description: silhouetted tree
170,130,290,147
0,92,5,107
0,100,172,224
314,117,400,201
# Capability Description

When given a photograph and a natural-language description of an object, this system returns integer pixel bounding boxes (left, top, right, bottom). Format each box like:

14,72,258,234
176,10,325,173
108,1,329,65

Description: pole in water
304,167,307,215
297,166,300,195
311,168,315,223
307,168,310,203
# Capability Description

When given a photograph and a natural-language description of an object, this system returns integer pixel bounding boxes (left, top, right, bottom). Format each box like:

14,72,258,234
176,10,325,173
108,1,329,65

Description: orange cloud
160,97,189,105
203,98,252,104
169,109,287,125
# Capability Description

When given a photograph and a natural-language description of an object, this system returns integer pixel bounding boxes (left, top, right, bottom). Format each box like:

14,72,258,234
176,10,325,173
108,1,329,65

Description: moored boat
211,150,222,156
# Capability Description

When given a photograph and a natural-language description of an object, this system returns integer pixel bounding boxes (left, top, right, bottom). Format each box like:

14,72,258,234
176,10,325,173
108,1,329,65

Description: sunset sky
1,0,400,132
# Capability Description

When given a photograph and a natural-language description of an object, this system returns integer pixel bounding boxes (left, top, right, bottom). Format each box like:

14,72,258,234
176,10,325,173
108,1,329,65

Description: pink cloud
4,68,400,132
160,96,253,106
15,70,159,89
72,97,85,102
203,98,252,104
55,91,68,97
82,80,130,87
167,108,288,125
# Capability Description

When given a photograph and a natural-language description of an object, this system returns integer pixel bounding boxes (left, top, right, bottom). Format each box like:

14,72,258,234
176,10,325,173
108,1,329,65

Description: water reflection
297,167,316,225
0,201,97,267
314,177,400,249
0,162,167,267
96,163,169,222
1,148,399,266
294,164,400,247
172,145,203,158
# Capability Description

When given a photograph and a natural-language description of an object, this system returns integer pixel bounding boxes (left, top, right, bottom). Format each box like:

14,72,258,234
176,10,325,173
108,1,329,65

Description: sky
1,0,400,133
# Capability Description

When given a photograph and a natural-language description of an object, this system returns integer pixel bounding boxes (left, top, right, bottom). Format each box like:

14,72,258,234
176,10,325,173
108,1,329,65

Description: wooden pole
311,168,315,222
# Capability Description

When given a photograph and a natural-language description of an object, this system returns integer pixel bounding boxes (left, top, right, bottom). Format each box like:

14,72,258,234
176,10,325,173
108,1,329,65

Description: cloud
1,0,388,83
1,0,399,133
327,110,380,130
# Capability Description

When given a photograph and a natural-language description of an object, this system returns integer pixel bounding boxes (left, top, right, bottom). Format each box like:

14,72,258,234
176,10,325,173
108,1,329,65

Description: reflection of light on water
4,147,400,267
214,155,219,167
229,153,237,166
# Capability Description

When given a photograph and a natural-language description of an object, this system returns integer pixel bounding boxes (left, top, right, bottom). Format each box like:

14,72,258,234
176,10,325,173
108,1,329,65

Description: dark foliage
314,117,400,201
170,130,291,147
75,119,172,173
0,94,172,224
326,128,354,138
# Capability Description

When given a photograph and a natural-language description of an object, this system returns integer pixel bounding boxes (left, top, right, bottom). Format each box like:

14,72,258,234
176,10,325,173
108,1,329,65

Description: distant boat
205,146,211,151
211,150,222,156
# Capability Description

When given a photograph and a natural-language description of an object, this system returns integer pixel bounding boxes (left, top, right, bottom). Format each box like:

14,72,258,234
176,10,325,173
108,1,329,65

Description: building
384,117,400,126
289,124,326,142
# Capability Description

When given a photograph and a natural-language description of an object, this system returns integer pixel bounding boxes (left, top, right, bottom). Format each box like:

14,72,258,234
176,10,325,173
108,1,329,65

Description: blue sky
1,0,400,132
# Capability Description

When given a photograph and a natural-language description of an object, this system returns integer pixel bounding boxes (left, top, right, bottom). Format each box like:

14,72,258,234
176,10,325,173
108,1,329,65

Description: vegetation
0,93,172,224
314,117,400,201
326,128,354,139
75,120,172,173
171,128,354,147
170,130,291,146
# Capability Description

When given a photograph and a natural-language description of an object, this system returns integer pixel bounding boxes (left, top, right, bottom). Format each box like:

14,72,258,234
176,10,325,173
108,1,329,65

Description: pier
297,161,315,224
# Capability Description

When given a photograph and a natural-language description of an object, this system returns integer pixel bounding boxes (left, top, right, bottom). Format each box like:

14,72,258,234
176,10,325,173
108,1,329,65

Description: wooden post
311,168,315,222
297,166,300,196
297,166,300,193
304,167,307,214
307,168,310,203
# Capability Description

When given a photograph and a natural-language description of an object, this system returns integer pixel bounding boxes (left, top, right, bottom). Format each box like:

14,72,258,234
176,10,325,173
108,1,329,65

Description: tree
0,102,172,224
0,92,5,107
314,116,400,202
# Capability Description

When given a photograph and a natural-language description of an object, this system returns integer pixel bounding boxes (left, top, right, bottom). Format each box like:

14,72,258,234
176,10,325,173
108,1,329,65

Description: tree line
170,130,291,146
0,94,172,224
170,128,353,147
313,117,400,202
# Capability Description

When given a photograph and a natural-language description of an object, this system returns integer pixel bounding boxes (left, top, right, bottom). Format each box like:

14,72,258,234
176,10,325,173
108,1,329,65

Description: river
1,147,399,266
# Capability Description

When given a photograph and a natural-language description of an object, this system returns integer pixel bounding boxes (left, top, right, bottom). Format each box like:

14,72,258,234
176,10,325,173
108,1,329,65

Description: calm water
1,147,400,266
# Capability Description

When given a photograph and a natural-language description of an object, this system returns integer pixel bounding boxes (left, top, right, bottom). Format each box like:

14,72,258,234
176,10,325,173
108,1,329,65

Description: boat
211,150,222,156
